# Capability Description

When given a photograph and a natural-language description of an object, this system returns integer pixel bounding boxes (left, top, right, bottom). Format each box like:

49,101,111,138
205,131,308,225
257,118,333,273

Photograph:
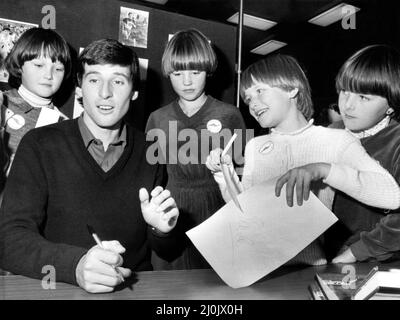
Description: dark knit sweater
145,96,247,269
0,119,182,285
325,120,400,261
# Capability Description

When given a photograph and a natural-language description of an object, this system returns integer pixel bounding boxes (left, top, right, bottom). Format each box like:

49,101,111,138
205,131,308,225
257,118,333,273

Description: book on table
308,282,327,300
310,266,400,300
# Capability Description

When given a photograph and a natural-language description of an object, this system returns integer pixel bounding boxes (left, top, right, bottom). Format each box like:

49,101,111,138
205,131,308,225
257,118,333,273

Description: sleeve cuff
148,225,170,238
63,246,88,286
323,163,360,195
350,241,371,261
323,163,341,185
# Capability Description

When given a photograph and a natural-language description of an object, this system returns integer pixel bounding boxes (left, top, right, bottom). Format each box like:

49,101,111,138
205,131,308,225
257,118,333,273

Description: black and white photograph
119,6,149,48
0,17,37,83
1,0,400,309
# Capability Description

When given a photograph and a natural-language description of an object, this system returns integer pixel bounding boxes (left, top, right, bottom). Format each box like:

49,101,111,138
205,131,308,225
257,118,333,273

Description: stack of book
309,266,400,300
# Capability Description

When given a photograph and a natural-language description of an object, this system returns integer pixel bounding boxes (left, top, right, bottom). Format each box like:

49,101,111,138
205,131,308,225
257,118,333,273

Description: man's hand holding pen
75,240,131,293
75,187,179,293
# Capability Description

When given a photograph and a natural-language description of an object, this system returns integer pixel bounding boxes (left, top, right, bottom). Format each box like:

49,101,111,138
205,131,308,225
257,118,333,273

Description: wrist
75,254,86,288
318,163,331,180
150,226,169,237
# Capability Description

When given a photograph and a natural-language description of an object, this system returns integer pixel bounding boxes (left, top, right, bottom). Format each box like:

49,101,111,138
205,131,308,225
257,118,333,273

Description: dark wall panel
0,0,237,131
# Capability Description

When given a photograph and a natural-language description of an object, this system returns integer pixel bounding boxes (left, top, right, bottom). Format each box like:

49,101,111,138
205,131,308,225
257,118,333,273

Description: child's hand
275,163,331,207
206,148,232,173
139,187,179,234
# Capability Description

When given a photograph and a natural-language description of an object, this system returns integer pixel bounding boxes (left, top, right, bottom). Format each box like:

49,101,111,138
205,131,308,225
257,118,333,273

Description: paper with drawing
186,179,338,288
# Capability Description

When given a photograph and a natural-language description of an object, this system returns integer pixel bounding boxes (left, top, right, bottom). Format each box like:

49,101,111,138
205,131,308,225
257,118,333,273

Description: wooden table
2,261,398,300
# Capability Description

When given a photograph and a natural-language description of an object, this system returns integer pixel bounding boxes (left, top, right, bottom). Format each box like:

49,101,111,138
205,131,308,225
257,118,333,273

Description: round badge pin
7,114,25,130
206,119,222,133
259,141,274,154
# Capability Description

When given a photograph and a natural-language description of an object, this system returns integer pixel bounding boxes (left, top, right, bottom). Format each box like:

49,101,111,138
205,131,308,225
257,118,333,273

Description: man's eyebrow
113,72,131,78
83,71,131,78
83,71,100,77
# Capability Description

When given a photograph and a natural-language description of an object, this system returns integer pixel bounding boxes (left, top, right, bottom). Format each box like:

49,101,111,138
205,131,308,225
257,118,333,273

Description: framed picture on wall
0,17,38,83
119,6,149,49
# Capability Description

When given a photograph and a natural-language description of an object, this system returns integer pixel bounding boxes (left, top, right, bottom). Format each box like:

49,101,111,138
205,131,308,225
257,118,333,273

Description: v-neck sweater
145,95,247,269
172,96,213,126
0,119,181,285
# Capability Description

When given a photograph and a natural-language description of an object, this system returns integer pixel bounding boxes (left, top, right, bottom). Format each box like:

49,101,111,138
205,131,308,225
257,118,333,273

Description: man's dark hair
76,39,139,91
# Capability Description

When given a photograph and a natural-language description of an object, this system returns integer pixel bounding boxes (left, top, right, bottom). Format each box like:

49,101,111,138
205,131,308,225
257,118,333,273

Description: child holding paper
206,54,400,265
324,45,400,264
145,29,246,270
0,28,71,175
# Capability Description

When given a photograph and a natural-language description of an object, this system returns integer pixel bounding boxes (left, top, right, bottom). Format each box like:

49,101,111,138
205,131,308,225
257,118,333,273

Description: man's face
79,63,137,132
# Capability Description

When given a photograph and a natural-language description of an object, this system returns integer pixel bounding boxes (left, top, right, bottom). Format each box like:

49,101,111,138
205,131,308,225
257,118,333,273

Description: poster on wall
0,18,38,83
119,6,149,49
138,58,148,81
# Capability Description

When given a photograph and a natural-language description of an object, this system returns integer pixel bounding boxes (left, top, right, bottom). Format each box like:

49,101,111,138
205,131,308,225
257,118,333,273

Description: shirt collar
78,114,127,148
271,119,314,136
346,116,391,139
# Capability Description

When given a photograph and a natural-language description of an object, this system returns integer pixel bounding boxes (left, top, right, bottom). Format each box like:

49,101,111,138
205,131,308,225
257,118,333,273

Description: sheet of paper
186,179,338,288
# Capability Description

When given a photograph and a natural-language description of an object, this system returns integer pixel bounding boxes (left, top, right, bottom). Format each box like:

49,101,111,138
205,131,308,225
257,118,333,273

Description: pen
220,133,243,212
221,133,237,158
86,224,125,282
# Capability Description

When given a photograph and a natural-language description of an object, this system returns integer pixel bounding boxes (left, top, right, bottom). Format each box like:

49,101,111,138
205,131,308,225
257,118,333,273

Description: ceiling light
308,3,360,26
251,40,287,55
227,12,277,31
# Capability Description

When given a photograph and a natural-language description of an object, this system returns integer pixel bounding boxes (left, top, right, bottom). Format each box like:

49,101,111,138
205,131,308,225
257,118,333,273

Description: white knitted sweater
213,123,400,265
217,123,400,210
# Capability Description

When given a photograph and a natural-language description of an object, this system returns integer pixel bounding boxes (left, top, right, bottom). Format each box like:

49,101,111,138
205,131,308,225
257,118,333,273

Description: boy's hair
76,39,139,91
240,54,314,120
161,28,217,76
336,44,400,120
5,28,72,87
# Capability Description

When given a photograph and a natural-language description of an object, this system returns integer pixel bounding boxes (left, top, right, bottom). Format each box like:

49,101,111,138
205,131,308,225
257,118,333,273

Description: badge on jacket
259,141,274,154
207,119,222,133
5,108,25,130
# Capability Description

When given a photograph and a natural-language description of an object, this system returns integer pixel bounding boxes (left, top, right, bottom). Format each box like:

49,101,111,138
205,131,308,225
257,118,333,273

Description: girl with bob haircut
207,53,400,266
146,28,246,270
0,28,71,177
325,45,400,264
161,28,217,76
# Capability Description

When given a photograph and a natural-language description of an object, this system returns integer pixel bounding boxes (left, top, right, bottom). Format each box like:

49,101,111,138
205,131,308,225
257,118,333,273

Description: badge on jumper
6,108,25,130
206,119,222,133
259,141,274,154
